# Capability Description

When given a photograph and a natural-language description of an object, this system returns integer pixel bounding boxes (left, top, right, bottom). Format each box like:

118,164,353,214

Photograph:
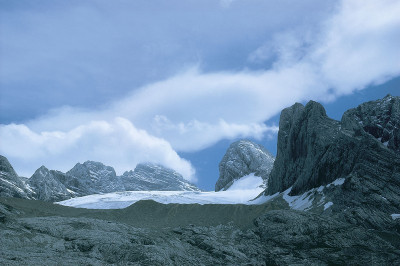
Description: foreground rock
216,140,275,191
1,197,399,265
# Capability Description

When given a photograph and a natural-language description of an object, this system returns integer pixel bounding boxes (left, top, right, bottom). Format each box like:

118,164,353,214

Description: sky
0,0,399,190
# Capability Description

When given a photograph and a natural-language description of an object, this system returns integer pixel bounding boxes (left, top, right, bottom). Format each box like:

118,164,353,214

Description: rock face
27,166,74,202
266,96,400,231
66,161,124,194
0,155,33,199
122,163,199,191
342,94,400,152
215,140,274,191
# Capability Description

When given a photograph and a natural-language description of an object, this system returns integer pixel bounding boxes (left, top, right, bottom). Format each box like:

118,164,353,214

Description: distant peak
38,165,49,171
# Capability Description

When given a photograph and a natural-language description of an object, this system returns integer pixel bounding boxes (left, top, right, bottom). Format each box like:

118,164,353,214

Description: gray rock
266,96,400,231
0,155,33,199
342,94,400,152
66,161,124,194
27,166,74,202
1,198,399,265
122,163,199,191
216,140,275,191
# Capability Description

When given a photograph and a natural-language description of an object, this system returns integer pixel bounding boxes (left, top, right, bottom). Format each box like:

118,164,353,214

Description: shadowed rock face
342,94,400,152
267,96,400,197
216,140,275,191
265,96,400,231
0,155,33,199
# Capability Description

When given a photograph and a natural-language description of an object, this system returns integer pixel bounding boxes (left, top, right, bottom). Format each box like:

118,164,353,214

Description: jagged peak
304,100,327,117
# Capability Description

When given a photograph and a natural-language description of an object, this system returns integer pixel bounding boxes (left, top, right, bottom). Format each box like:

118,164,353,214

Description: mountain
121,162,199,191
0,158,201,202
215,140,274,191
0,155,34,199
27,166,74,202
265,95,400,230
66,161,124,194
1,96,400,265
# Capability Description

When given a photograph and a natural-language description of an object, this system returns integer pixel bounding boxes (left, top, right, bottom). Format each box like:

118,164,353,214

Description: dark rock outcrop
342,94,400,151
215,140,275,191
266,96,400,231
0,155,33,199
267,96,400,196
122,163,199,191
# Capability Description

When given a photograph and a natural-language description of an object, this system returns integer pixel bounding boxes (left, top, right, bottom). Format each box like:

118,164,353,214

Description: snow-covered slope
57,173,264,209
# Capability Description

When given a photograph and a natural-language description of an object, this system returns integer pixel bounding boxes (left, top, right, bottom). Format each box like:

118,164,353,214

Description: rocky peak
341,94,400,151
122,163,199,191
0,155,18,177
267,96,400,198
67,161,122,193
215,140,275,192
0,155,33,199
28,166,73,202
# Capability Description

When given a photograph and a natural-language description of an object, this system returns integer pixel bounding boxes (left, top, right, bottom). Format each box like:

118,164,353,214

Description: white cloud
1,0,400,178
0,118,195,181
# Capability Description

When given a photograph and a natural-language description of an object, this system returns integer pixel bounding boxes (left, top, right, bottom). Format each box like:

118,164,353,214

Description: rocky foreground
1,95,400,265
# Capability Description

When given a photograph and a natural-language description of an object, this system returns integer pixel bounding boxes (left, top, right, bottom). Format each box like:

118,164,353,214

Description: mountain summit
215,140,274,191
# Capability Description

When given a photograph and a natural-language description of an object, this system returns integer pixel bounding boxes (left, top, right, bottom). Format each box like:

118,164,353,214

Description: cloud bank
1,0,400,179
0,118,195,180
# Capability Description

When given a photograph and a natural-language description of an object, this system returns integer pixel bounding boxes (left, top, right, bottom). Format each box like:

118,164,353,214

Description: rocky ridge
215,140,275,191
0,159,200,202
122,162,199,191
265,95,400,231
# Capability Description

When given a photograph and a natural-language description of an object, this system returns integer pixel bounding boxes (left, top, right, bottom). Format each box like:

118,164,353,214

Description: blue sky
1,0,399,190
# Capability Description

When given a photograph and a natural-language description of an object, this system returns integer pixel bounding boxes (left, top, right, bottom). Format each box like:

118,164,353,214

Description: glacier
57,174,265,209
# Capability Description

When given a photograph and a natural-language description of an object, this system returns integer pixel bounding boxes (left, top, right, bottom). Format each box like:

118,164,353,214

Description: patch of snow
383,141,389,147
57,187,265,209
66,188,77,194
226,173,264,191
250,192,279,204
391,214,400,220
317,186,324,192
282,187,314,211
324,202,333,210
0,178,24,193
327,178,345,187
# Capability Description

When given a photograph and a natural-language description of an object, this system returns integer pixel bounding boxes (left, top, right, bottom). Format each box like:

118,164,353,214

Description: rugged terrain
0,159,199,202
1,95,400,265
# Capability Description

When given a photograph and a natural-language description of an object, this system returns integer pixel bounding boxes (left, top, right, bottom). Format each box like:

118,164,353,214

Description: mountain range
1,95,399,265
0,159,200,202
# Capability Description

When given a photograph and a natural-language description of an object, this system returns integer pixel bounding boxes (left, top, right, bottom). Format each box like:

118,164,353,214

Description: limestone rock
122,163,199,191
216,140,274,191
